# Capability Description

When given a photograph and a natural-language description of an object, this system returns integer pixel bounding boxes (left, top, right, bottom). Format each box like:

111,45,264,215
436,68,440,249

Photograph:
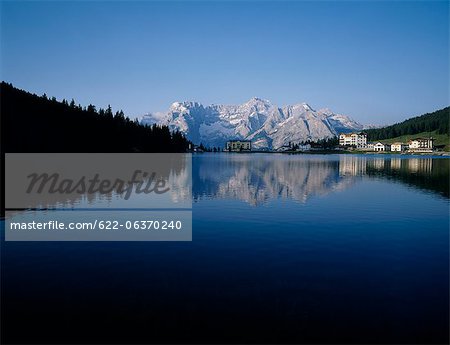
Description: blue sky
1,1,448,124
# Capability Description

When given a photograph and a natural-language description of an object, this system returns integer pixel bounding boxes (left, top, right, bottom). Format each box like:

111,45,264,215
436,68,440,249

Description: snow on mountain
362,123,384,129
140,98,365,149
140,111,168,126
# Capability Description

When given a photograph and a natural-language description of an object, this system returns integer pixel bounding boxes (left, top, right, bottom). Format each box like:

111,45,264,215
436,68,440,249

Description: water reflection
193,154,449,205
338,155,367,176
4,153,192,214
6,154,447,212
365,156,448,198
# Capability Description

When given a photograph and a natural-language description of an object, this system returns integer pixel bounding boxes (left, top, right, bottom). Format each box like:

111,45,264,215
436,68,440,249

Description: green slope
380,130,450,151
365,107,449,142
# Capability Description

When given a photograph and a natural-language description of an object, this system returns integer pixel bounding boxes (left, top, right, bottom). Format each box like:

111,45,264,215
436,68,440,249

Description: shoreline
214,150,450,156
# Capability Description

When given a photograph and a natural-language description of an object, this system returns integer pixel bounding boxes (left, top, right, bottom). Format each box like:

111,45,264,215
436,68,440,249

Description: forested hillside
365,107,449,141
0,82,189,152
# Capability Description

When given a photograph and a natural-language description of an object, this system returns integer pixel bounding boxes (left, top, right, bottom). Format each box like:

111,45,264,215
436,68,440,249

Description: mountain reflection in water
7,154,447,211
192,154,449,205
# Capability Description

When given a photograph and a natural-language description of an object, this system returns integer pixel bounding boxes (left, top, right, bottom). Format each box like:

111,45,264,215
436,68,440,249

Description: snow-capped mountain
140,98,365,149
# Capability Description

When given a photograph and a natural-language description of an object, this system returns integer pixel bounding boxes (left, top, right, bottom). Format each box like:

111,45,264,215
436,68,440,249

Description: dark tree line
197,143,223,152
1,82,190,153
296,137,339,149
365,106,449,141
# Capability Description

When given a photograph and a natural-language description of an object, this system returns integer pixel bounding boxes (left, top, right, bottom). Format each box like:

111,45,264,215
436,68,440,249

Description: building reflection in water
339,155,367,176
390,158,402,170
368,157,386,170
408,158,433,173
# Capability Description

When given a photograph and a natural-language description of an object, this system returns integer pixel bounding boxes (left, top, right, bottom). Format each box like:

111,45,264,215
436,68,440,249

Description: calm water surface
2,154,449,344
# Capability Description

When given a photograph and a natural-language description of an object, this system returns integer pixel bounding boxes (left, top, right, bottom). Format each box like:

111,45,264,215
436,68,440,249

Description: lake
2,154,449,344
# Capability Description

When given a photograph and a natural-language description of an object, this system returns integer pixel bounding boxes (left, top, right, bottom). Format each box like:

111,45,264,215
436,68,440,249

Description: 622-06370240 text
9,220,184,231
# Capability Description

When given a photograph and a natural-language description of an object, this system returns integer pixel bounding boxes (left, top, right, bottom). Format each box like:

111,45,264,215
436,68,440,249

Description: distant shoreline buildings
339,132,435,153
339,132,368,148
226,140,252,152
221,133,436,153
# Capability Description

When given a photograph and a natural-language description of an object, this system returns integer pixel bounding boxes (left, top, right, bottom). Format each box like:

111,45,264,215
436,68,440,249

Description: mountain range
140,98,371,150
